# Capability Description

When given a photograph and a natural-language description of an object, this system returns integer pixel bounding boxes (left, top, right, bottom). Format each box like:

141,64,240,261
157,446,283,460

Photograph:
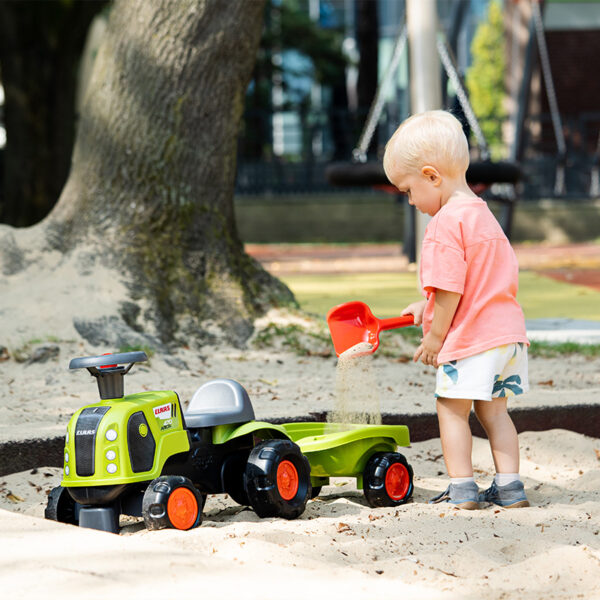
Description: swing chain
436,34,490,161
352,24,492,165
531,0,566,195
353,26,408,163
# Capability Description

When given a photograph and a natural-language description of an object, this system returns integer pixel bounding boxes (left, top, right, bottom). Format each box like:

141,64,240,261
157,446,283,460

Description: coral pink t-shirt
420,196,529,364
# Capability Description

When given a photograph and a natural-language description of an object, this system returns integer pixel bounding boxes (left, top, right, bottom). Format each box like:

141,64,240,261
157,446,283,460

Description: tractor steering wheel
69,351,148,373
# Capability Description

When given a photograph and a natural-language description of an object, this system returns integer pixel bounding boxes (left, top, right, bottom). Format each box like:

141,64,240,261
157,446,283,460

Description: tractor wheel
363,452,413,508
245,439,311,520
142,475,204,531
45,485,78,525
222,453,250,506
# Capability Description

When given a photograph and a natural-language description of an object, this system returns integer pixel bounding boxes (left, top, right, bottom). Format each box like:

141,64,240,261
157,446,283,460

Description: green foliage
465,0,506,156
118,344,155,358
373,329,419,361
252,322,332,357
272,0,346,87
528,340,600,358
243,0,346,159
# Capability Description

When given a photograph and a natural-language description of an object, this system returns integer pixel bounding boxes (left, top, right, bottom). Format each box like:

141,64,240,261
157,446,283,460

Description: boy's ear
421,165,442,186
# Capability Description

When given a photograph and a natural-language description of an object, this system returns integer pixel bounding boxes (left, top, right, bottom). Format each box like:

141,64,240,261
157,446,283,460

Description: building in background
505,0,600,198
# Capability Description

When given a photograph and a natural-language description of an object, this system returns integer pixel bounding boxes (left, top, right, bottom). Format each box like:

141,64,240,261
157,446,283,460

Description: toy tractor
46,352,414,534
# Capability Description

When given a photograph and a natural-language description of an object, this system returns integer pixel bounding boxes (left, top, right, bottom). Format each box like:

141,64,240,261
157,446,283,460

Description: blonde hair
383,110,470,180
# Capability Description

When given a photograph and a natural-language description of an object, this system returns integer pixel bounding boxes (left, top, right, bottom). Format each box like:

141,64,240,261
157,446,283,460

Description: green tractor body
62,391,190,495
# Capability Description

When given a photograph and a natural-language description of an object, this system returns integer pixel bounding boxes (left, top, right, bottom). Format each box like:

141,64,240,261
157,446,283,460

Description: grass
281,272,421,319
26,335,61,345
277,269,600,358
529,340,600,358
281,270,600,321
518,272,600,321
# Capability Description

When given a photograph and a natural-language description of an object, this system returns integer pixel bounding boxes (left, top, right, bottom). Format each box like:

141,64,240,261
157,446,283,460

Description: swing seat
325,160,521,188
325,160,521,240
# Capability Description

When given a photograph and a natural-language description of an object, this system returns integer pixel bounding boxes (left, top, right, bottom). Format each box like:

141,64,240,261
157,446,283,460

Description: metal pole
406,0,442,265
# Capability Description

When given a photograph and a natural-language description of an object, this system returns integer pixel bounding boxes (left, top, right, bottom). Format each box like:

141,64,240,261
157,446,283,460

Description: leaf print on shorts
492,374,523,397
443,361,459,384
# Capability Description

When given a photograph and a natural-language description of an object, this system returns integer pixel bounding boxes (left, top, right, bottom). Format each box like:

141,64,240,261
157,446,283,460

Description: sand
1,293,600,598
1,429,600,599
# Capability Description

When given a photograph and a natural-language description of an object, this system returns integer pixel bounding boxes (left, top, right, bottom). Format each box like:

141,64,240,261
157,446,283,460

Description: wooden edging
1,404,598,477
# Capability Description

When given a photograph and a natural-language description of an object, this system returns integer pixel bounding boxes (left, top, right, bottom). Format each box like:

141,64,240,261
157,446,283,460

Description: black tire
310,486,322,499
45,485,78,525
363,452,414,508
222,453,250,506
142,475,204,531
245,439,311,520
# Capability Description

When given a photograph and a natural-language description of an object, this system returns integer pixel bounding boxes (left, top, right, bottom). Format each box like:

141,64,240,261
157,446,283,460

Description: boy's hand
413,289,461,368
401,300,427,326
413,331,443,367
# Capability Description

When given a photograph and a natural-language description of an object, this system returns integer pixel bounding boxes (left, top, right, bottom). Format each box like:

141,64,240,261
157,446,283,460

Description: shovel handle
378,315,414,331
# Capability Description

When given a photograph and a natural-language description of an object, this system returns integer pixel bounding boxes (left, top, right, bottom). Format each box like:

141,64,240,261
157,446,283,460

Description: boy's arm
413,289,461,367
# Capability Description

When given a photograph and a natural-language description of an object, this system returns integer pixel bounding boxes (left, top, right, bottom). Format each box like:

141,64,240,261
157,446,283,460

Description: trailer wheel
142,475,204,531
363,452,413,507
45,485,78,525
245,439,311,519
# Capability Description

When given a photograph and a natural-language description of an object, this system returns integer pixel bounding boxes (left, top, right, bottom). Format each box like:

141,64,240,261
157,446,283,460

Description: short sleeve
420,239,467,295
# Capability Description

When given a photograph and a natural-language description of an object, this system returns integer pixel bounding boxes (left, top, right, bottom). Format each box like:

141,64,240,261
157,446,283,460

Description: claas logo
153,403,172,419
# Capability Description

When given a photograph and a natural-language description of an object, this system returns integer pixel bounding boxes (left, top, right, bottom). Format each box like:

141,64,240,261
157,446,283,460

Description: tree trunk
0,0,293,350
0,0,106,226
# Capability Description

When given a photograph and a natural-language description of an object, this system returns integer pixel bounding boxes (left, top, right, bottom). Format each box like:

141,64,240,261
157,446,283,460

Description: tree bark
0,0,294,349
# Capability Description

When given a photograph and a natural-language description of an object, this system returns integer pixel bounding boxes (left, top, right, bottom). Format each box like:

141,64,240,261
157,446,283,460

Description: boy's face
390,167,442,216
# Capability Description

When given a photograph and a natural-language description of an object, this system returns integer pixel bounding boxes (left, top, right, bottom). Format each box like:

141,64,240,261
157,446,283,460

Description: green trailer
282,422,413,507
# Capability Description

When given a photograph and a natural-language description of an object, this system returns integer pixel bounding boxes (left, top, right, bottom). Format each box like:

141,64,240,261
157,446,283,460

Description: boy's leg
436,397,474,477
473,398,519,473
430,397,479,509
474,398,529,508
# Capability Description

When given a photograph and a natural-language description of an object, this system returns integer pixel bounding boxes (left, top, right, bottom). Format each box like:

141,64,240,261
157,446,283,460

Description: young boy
383,110,530,510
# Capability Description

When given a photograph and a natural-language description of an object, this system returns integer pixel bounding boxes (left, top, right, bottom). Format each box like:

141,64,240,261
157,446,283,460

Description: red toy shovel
326,301,414,357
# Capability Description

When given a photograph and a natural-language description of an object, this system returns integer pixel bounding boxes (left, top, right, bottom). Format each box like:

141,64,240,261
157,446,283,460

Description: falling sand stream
328,342,382,427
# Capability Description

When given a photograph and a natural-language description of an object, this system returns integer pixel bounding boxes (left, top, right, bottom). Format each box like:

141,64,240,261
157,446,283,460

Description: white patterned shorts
435,343,529,401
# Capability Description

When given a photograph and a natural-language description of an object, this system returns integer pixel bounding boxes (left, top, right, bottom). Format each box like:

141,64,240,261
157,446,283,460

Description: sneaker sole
502,500,530,509
455,500,480,510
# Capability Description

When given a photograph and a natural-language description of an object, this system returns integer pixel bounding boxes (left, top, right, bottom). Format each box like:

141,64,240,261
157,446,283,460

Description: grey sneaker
479,480,530,508
429,481,480,510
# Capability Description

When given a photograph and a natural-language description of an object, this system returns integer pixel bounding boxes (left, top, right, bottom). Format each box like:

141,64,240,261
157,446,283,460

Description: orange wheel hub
385,463,410,500
276,460,299,501
167,487,198,530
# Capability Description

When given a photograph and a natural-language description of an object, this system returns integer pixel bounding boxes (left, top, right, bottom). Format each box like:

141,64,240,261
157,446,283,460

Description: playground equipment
325,1,521,262
45,351,414,534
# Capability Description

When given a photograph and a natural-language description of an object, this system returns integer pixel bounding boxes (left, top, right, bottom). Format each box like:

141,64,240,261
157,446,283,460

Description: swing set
325,0,597,261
